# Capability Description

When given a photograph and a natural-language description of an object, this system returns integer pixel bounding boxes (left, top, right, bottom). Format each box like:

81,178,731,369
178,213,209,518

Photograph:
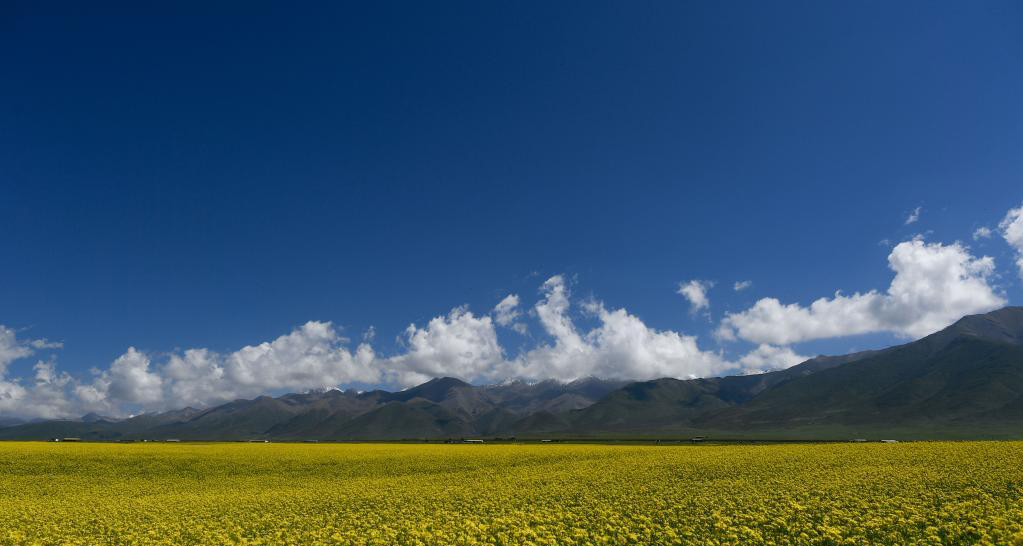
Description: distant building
880,439,899,443
462,439,484,444
165,439,181,442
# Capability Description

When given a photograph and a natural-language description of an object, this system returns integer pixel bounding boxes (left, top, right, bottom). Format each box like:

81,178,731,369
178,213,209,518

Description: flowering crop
1,441,1022,544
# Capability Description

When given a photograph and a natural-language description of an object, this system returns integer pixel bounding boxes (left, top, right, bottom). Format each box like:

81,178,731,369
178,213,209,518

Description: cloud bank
0,277,737,419
0,219,1014,420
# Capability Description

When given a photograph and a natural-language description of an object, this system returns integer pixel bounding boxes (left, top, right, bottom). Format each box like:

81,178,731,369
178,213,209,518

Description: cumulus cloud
733,280,752,292
511,276,727,381
380,277,745,386
5,273,778,418
973,227,993,240
387,307,504,387
716,239,1005,344
0,321,384,419
0,328,73,419
677,280,714,314
0,327,36,375
905,206,922,225
224,321,378,393
1000,204,1023,279
103,348,164,405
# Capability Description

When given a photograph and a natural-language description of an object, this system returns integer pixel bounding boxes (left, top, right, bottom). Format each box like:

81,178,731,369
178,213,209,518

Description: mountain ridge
2,307,1022,441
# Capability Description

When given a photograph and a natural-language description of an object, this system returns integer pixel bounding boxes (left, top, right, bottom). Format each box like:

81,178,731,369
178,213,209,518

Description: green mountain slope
702,311,1023,430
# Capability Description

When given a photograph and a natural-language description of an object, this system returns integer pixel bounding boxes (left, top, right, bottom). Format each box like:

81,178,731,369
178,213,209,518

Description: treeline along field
1,442,1022,544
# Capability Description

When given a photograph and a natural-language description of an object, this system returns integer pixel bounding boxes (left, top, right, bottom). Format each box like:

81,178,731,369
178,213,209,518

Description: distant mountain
81,412,120,423
698,308,1023,432
561,307,1023,438
560,352,868,434
2,307,1022,441
0,417,25,428
0,376,628,441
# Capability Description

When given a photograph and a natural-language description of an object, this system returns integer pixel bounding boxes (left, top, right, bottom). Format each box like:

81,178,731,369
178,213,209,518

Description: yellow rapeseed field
1,441,1022,545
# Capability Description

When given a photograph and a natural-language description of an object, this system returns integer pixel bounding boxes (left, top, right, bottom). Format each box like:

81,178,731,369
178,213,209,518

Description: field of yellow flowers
1,441,1022,544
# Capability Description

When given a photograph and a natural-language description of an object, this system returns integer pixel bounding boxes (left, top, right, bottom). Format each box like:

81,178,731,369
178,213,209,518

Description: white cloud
905,206,922,225
103,348,164,405
386,307,504,387
0,230,1011,420
677,280,714,314
493,294,519,325
0,327,35,375
737,344,809,374
0,328,75,419
161,348,230,409
534,276,582,345
492,294,526,334
0,359,82,421
0,321,384,419
511,276,727,381
1000,204,1023,280
733,280,752,292
973,226,993,240
717,239,1005,345
71,349,167,416
223,321,379,393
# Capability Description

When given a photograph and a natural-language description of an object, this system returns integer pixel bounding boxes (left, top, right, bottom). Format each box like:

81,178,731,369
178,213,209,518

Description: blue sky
2,2,1023,417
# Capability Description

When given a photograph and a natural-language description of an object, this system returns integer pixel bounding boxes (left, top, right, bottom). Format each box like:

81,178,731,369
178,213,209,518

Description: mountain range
3,307,1023,441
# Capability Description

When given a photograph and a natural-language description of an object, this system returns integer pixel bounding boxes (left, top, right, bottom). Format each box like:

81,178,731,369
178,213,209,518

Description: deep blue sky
3,2,1022,381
